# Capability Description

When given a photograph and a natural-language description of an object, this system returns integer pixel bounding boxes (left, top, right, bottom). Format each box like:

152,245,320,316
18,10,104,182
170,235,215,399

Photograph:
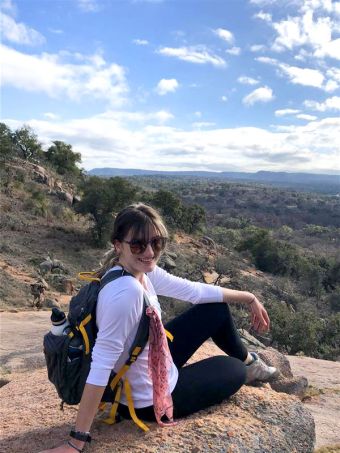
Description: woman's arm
149,266,270,334
40,384,106,452
221,288,270,333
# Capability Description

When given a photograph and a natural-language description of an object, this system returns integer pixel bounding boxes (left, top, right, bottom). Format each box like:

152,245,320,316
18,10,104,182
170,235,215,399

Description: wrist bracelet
249,296,256,306
67,440,84,453
70,430,91,443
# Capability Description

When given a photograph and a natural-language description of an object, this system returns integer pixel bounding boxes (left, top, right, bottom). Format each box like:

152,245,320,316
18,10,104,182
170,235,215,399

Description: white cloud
327,67,340,82
158,46,226,67
249,0,278,4
271,11,333,52
6,114,338,174
275,108,301,117
304,96,340,111
257,57,327,89
250,44,266,52
254,11,272,21
0,0,17,14
155,78,179,95
194,111,202,118
77,0,100,12
44,112,59,120
192,122,216,128
243,86,274,106
0,12,45,46
238,76,259,85
314,37,340,60
279,64,325,88
0,44,128,105
214,28,234,44
133,38,149,46
300,0,340,16
221,96,228,102
256,6,340,61
152,110,174,123
225,46,241,55
296,113,317,120
324,79,339,92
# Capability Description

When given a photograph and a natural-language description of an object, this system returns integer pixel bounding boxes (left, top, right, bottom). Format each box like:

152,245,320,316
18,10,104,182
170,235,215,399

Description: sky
1,0,340,174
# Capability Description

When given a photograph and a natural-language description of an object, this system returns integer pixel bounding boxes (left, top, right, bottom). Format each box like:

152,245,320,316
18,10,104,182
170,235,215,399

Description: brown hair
94,203,168,277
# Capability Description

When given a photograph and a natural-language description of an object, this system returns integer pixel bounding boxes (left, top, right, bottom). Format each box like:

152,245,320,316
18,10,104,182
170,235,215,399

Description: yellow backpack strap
78,272,101,282
124,378,149,432
165,329,174,342
109,364,130,390
102,381,123,425
76,314,92,355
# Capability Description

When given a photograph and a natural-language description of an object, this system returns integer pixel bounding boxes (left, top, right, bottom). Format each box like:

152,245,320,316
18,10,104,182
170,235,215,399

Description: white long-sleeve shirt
86,265,223,408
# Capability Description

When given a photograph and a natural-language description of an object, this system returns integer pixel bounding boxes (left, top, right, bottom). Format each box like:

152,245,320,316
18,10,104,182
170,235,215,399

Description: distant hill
88,168,340,194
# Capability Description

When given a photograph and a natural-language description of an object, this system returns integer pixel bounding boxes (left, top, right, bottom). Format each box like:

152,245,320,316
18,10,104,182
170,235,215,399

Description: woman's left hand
248,296,270,333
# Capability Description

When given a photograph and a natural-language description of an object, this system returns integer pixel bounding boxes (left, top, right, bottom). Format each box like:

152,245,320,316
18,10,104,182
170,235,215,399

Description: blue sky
1,0,340,174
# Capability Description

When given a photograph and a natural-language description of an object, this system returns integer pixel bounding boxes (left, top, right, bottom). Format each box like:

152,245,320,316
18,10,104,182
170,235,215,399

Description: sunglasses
123,236,167,255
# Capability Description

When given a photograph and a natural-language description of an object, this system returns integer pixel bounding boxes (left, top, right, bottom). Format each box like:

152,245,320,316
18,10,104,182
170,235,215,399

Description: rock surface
288,355,340,450
0,319,315,453
2,311,338,451
0,368,315,453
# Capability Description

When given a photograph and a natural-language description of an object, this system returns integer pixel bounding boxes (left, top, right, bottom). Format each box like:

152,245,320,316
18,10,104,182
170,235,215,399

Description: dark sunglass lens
130,240,145,254
151,237,166,251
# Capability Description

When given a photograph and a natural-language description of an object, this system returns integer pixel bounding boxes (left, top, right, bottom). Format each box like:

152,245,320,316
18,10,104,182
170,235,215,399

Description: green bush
24,189,51,218
152,189,206,233
45,141,81,176
210,226,242,248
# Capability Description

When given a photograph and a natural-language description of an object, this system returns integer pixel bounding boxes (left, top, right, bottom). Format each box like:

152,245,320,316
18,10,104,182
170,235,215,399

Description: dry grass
314,445,340,453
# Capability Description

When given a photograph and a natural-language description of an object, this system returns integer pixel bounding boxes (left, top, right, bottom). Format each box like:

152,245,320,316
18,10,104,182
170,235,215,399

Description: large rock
39,258,53,275
258,347,293,378
238,329,266,349
31,164,54,187
56,190,73,205
257,348,309,398
0,344,315,453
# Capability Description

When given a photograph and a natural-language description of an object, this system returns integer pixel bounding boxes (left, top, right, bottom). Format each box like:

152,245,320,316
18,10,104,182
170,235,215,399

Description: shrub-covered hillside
1,122,339,361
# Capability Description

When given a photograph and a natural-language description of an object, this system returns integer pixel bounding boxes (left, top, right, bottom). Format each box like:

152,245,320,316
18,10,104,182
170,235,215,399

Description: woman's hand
248,296,270,333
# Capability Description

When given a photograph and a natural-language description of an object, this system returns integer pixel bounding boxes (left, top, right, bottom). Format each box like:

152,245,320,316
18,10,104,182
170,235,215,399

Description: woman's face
114,227,164,278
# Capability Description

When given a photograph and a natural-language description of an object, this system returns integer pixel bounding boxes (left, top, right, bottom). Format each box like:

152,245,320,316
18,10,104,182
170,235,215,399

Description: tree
13,125,43,160
0,122,15,161
45,140,81,176
152,190,206,233
75,177,137,245
181,204,206,233
152,190,183,227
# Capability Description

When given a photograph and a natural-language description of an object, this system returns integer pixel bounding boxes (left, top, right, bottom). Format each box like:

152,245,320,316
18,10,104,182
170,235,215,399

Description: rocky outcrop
0,343,315,453
39,257,69,276
159,253,177,271
258,348,309,398
31,164,55,187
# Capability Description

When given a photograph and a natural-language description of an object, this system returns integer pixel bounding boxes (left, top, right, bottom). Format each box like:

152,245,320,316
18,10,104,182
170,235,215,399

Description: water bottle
50,307,70,336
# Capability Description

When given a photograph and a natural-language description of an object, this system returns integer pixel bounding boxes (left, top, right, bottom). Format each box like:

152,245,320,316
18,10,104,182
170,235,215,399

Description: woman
42,203,277,453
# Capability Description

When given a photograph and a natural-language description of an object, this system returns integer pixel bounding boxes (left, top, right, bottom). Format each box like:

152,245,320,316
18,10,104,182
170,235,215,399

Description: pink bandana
146,306,176,427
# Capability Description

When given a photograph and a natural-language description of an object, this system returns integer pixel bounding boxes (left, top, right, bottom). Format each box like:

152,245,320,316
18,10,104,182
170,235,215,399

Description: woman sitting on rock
42,203,277,453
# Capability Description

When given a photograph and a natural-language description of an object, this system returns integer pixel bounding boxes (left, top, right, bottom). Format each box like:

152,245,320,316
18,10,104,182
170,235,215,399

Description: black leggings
118,303,248,421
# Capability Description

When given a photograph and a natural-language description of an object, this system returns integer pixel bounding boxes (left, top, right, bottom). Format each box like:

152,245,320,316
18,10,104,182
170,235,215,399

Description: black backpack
43,269,151,431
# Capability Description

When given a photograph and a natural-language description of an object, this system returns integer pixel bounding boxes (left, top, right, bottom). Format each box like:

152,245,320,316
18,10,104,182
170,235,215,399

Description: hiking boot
245,352,279,384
